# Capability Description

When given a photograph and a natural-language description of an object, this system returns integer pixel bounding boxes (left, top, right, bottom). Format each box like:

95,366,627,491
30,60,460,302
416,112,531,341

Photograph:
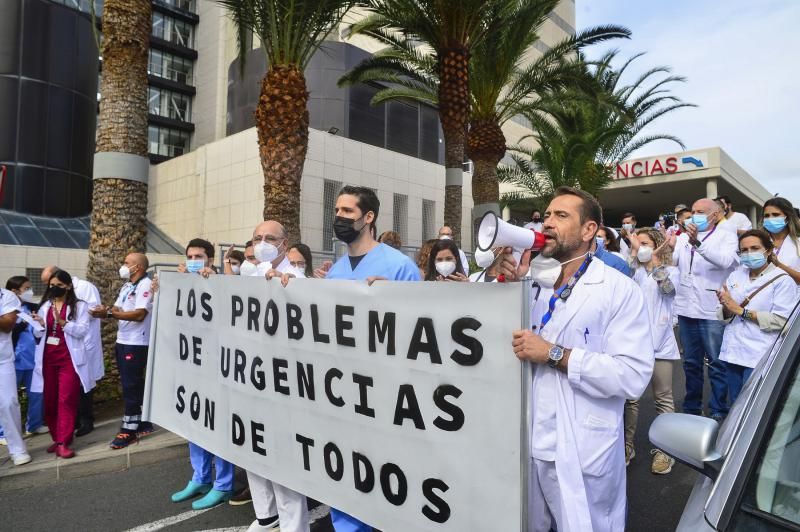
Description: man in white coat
498,186,655,532
41,266,104,436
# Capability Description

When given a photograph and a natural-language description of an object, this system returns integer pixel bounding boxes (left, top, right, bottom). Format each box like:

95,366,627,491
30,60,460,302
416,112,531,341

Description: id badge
680,273,692,287
46,336,61,346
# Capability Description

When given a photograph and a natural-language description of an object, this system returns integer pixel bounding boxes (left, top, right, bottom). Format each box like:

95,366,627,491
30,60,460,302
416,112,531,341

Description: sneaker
625,442,636,466
110,432,138,449
136,422,155,437
32,426,50,435
651,449,675,475
246,516,280,532
12,452,32,466
229,486,252,506
191,488,232,510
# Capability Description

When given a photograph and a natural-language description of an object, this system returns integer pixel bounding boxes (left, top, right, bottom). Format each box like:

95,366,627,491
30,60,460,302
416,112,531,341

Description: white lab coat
632,266,681,360
31,300,96,394
72,277,105,382
529,259,654,531
673,228,739,320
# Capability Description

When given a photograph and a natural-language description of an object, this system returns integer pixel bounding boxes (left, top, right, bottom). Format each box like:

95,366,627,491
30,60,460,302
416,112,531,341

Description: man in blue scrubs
326,186,419,530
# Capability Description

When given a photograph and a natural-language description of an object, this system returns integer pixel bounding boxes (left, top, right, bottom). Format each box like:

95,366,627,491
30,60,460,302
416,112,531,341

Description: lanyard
539,254,593,330
120,277,144,302
689,226,716,271
49,302,63,336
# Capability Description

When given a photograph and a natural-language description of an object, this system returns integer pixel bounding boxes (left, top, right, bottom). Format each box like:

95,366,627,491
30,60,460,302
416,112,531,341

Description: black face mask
532,217,541,223
49,286,67,298
334,216,366,244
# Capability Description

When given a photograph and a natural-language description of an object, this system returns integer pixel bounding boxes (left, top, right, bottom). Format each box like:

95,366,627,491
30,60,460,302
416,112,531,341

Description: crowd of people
2,185,799,532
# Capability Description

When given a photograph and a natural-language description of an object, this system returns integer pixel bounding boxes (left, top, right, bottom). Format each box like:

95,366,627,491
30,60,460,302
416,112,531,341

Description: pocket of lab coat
699,280,722,312
576,419,620,477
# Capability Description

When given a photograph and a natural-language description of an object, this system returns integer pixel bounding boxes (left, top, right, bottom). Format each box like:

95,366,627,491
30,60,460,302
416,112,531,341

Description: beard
541,234,583,262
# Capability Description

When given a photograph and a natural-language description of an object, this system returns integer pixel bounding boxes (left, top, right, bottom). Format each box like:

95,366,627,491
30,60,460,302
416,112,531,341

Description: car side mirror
649,413,724,480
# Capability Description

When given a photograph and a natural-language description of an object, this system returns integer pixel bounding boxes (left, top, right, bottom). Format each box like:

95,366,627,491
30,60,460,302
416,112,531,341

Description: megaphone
477,211,546,253
474,247,497,269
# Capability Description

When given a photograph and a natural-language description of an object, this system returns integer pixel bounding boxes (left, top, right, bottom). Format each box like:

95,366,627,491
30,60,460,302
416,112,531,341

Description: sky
576,0,800,206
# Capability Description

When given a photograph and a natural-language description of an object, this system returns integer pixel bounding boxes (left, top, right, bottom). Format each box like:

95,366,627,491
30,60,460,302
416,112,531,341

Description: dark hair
5,276,29,291
338,186,380,227
597,226,621,252
186,238,215,259
621,212,637,222
425,239,466,281
676,208,691,217
244,240,253,248
416,239,438,276
531,209,541,216
553,186,602,225
289,243,314,278
716,195,731,205
763,197,800,245
379,231,402,249
41,269,79,321
228,250,245,264
738,229,773,251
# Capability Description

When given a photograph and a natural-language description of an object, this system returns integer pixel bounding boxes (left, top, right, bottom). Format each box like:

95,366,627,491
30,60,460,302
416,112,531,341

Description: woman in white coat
624,228,681,474
31,270,95,458
718,229,797,404
762,197,800,284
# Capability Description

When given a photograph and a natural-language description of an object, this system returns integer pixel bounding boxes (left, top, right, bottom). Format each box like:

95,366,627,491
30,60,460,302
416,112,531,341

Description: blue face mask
740,252,767,270
692,214,709,232
186,259,204,273
763,217,787,234
595,237,605,251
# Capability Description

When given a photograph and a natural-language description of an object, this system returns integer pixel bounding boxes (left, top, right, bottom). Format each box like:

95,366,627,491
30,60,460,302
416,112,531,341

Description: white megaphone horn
476,211,546,253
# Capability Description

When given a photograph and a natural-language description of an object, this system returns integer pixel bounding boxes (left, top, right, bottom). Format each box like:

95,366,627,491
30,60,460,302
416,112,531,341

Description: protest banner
143,273,529,530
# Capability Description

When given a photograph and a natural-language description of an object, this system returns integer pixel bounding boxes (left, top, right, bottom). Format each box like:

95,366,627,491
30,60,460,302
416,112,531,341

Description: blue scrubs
595,247,632,277
327,243,420,532
189,441,234,491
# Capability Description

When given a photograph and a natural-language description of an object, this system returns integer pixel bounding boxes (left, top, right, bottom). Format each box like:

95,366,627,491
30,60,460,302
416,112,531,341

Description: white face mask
636,246,653,263
231,265,241,275
435,261,457,277
254,241,279,263
119,265,131,280
287,265,307,279
19,289,35,303
622,223,635,232
439,235,452,240
239,261,258,277
530,252,589,289
474,248,496,269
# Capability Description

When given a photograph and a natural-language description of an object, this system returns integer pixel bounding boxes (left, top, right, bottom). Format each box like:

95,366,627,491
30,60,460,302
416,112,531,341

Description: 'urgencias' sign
143,273,527,531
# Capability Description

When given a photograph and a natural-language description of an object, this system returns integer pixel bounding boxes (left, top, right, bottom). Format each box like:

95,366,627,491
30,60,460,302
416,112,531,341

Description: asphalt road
0,364,700,532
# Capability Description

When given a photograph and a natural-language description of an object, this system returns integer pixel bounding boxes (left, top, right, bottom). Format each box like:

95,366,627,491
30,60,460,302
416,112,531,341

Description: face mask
595,237,605,251
439,235,452,240
435,261,457,277
530,253,589,289
622,223,635,232
474,248,496,269
692,214,710,232
740,252,767,270
231,265,241,275
763,217,787,234
186,259,204,273
254,242,279,263
19,289,35,303
287,265,307,279
119,265,131,280
637,246,653,263
532,217,541,223
334,216,365,244
239,261,258,277
49,286,67,298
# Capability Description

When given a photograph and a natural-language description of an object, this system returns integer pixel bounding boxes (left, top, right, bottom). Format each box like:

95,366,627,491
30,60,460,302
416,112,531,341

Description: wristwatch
547,344,565,369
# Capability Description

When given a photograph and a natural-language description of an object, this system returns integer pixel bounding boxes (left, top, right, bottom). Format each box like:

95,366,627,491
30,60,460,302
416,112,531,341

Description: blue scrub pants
189,441,234,491
0,369,44,438
330,509,372,532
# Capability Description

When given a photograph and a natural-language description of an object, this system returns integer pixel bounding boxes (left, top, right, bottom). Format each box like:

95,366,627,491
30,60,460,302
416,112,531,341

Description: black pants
77,387,94,427
115,343,149,432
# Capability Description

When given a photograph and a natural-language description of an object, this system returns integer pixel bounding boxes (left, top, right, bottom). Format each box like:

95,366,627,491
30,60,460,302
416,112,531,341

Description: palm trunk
467,118,506,206
255,65,309,245
87,0,151,390
438,48,470,247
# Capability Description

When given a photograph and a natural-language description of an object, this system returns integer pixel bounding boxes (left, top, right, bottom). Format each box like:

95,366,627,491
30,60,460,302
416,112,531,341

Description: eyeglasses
252,234,282,244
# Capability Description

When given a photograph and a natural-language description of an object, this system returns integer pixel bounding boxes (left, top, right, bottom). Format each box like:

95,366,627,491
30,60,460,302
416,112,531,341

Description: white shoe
0,437,7,446
246,517,280,532
12,453,32,466
32,426,50,435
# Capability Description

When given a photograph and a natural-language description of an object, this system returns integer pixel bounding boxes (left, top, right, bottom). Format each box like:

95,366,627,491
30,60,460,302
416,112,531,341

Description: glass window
160,0,195,13
322,180,343,251
422,199,435,241
148,125,190,158
386,101,419,157
733,360,800,528
151,12,194,48
393,193,408,243
148,87,191,121
149,50,193,85
348,84,385,149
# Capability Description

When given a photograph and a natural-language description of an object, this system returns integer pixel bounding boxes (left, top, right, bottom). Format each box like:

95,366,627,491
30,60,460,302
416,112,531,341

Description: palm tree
218,0,357,244
87,0,152,361
500,51,695,205
343,0,510,246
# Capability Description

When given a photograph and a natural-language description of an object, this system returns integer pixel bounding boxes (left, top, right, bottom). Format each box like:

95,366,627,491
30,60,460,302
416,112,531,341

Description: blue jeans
726,363,754,405
0,369,44,438
678,316,728,417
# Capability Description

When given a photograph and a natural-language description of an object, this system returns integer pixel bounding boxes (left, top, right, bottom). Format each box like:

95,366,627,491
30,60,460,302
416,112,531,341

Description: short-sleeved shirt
718,212,753,233
327,243,421,281
0,289,22,363
114,277,154,346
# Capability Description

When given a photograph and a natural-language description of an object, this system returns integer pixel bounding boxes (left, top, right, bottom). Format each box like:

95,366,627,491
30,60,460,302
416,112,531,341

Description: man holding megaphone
494,186,654,532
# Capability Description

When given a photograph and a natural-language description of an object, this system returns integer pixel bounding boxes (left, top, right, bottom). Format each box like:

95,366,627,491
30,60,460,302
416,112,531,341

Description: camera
661,213,676,227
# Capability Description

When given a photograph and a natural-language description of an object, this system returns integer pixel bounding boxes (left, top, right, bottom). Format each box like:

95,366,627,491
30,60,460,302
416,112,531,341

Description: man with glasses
245,221,292,278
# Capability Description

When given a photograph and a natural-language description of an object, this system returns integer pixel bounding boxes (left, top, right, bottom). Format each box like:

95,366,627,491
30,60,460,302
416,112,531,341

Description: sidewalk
0,419,186,493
